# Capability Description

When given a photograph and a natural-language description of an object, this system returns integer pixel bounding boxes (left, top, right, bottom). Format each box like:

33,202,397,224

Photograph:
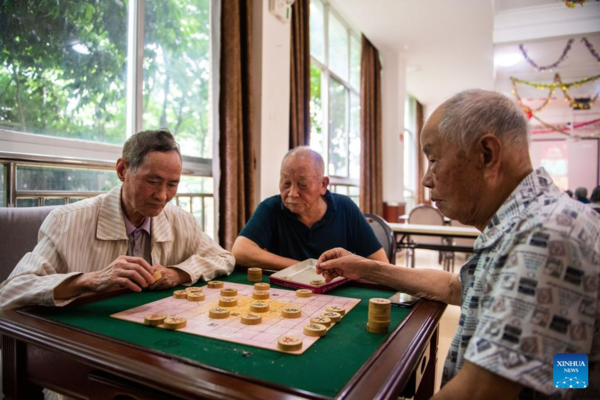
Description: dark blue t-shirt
239,190,382,261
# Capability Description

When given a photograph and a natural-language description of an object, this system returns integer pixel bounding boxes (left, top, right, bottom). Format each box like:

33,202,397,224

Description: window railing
0,152,214,233
330,178,359,206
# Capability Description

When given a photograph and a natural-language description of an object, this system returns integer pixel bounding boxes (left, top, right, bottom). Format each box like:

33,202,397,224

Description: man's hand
316,247,372,282
148,265,190,290
70,256,156,296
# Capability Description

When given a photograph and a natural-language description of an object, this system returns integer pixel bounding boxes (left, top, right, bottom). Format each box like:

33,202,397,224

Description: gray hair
122,129,181,171
575,187,588,200
438,89,530,152
282,146,325,177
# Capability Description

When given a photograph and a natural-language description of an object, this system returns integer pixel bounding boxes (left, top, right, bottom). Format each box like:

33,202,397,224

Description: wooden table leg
2,335,44,400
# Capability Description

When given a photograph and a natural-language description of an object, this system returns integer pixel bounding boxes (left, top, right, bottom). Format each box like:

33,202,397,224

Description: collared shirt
442,167,600,399
0,186,235,309
239,190,382,261
123,213,152,264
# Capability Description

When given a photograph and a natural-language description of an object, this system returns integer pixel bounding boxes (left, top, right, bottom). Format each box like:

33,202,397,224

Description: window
404,96,417,212
309,0,361,202
0,1,215,236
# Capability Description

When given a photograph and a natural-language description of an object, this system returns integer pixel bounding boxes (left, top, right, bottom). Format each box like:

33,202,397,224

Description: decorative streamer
531,117,600,135
519,37,600,72
519,39,574,71
511,74,600,112
581,37,600,62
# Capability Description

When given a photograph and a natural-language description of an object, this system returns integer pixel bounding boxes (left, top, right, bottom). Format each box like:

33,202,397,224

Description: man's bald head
281,146,325,179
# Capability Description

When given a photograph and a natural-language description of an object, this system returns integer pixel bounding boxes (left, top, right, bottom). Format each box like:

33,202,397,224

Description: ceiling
329,0,600,121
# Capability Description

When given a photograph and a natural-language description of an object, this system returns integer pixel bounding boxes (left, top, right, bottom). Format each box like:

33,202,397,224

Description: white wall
251,1,408,209
252,0,291,205
380,51,406,204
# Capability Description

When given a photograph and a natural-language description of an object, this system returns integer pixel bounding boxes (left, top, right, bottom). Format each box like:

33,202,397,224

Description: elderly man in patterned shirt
0,129,235,309
317,90,599,399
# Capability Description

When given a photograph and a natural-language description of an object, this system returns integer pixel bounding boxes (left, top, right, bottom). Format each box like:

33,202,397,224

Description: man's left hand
148,265,190,290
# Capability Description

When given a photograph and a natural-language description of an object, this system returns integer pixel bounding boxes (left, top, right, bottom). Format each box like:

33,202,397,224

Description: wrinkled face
118,150,182,224
279,155,327,216
420,109,484,225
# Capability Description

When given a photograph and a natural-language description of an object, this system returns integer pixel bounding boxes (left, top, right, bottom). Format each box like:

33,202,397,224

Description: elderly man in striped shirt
0,129,234,309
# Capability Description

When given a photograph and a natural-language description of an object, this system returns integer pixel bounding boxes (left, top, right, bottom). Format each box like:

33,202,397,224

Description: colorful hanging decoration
519,37,600,72
564,0,600,8
581,38,600,62
519,39,574,71
511,73,600,113
531,117,600,135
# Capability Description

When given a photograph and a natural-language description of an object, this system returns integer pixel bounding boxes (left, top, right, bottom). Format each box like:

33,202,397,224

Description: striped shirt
0,186,235,309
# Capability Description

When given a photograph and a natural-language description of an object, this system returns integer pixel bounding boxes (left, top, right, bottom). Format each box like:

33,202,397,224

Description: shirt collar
475,167,558,250
123,212,152,236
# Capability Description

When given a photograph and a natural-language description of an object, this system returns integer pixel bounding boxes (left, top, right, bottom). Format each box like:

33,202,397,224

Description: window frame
0,0,214,178
310,0,361,188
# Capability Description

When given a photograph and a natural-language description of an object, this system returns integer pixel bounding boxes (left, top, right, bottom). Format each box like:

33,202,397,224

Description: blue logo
553,353,588,389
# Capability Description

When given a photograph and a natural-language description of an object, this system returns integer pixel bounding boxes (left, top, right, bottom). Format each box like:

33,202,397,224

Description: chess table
0,270,446,399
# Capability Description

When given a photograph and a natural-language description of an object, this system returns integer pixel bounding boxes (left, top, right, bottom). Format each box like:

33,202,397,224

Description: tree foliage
0,0,211,158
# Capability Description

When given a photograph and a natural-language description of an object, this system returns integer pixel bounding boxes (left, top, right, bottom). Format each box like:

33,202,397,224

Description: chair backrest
408,204,444,245
0,206,59,282
449,219,476,248
364,213,397,263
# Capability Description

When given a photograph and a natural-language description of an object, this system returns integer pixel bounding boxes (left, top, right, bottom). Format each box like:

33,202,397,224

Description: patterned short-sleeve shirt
442,168,600,399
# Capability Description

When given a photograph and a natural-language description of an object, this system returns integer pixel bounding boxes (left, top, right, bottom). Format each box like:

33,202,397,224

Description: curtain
415,100,426,205
359,35,383,216
289,0,310,149
219,0,255,250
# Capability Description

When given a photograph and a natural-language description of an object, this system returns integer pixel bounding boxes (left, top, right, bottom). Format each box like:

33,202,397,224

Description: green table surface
43,271,411,398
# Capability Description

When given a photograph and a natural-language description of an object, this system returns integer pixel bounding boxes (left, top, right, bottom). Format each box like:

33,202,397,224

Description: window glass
178,175,213,194
348,185,359,206
349,93,360,180
143,0,212,159
16,166,119,192
0,1,128,143
350,35,361,90
44,198,68,206
309,63,324,156
329,79,347,177
309,0,325,63
16,198,40,207
328,12,348,81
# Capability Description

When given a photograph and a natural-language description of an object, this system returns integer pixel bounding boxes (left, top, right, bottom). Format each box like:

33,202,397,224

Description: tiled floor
395,249,469,394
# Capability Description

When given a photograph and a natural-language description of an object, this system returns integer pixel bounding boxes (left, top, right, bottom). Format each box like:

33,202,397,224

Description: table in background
390,223,480,254
0,270,446,400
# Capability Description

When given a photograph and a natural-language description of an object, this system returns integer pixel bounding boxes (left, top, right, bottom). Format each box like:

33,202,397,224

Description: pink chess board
111,282,361,354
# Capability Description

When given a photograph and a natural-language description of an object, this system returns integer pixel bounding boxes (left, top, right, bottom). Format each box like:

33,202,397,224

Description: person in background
0,129,235,309
564,189,573,198
232,146,388,270
317,89,599,399
590,185,600,211
574,187,590,203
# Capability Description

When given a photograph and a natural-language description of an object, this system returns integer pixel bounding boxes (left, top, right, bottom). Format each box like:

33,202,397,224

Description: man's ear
116,158,128,182
477,134,502,174
321,176,330,195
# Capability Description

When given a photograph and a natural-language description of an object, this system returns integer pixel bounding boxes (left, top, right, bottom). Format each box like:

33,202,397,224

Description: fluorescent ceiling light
494,53,521,67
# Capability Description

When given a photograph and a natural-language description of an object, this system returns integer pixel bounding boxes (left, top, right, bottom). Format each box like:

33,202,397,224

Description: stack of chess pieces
247,267,262,282
367,298,391,333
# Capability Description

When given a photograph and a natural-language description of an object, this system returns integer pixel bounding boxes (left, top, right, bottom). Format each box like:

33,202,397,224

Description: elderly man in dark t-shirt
232,147,388,270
